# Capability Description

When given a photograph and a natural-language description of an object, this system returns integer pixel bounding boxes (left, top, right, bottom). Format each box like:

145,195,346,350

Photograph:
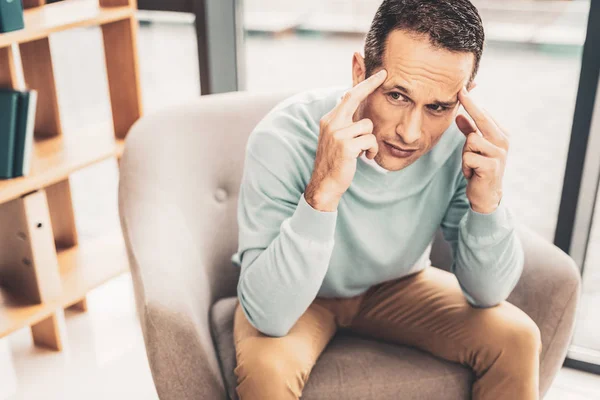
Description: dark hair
364,0,485,81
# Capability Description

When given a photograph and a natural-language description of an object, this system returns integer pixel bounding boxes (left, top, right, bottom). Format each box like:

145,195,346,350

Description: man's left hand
456,86,509,214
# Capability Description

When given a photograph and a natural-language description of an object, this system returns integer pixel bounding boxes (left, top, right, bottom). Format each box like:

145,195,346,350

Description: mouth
384,142,418,158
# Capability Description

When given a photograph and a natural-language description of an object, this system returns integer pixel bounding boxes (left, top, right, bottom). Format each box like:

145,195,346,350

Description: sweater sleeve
440,173,524,307
234,146,337,337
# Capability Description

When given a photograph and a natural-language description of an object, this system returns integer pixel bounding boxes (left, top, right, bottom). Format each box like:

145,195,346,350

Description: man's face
354,29,475,171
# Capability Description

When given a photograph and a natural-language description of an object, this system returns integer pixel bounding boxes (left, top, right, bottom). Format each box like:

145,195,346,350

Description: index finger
458,86,504,144
341,69,387,115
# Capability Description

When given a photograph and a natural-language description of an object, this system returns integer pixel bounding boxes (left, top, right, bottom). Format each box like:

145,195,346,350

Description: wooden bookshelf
0,0,141,351
0,232,128,338
0,124,123,204
0,0,133,48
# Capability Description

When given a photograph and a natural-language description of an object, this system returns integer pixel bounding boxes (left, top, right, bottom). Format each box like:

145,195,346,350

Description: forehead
381,30,474,99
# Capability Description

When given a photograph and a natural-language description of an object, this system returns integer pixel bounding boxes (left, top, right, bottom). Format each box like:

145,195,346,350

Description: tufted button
215,188,228,202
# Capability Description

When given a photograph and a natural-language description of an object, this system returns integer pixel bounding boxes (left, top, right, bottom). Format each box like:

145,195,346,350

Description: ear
352,52,367,87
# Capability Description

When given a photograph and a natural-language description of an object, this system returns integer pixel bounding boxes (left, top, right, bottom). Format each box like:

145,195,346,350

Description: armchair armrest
118,127,227,400
432,222,581,397
118,90,302,399
507,224,581,396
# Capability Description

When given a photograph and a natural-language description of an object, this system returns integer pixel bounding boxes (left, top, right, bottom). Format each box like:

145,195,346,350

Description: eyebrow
386,84,458,108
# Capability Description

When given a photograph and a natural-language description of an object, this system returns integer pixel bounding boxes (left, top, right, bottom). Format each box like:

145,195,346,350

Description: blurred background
0,0,599,398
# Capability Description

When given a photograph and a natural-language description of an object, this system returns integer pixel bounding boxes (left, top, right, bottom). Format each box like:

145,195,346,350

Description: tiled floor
1,13,599,399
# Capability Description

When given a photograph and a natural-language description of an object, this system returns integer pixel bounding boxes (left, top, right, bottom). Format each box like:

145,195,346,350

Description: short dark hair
364,0,485,82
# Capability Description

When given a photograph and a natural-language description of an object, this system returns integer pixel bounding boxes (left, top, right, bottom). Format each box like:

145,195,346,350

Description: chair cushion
211,297,474,400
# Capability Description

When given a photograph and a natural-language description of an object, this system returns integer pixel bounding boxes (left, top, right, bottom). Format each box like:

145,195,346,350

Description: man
231,0,542,399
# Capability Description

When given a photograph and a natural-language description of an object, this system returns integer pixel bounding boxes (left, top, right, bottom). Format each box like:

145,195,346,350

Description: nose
396,109,421,145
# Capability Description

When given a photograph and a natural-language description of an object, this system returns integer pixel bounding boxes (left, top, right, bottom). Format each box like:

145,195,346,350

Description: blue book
0,0,25,34
0,90,19,179
13,89,38,177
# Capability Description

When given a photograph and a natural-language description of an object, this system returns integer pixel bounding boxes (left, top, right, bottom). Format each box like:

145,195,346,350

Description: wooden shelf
0,125,123,205
0,232,129,338
0,0,140,351
0,0,134,48
116,137,125,159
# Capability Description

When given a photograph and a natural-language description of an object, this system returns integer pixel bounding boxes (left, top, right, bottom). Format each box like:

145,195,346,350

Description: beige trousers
233,266,542,400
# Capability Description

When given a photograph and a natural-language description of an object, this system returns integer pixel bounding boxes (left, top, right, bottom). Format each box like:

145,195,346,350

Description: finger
458,87,505,145
463,132,504,158
463,163,473,179
351,133,378,159
335,118,374,139
462,152,495,179
456,114,477,136
340,69,387,116
488,113,510,139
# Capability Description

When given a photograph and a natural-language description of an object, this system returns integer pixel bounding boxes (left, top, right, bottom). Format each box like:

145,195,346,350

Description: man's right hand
305,69,388,212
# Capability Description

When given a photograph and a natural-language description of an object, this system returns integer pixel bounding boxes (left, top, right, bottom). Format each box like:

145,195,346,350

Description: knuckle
498,148,508,160
332,130,344,141
342,91,353,103
342,143,354,158
319,117,329,131
495,158,502,170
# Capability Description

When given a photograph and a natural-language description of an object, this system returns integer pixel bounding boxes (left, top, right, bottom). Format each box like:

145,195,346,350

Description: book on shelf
13,89,38,177
0,90,19,179
0,88,38,180
0,0,25,34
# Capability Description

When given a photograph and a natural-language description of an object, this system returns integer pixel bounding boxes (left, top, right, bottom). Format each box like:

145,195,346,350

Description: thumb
456,114,477,137
462,141,474,180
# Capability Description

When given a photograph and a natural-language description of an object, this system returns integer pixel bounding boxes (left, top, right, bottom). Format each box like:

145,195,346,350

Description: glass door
555,0,600,373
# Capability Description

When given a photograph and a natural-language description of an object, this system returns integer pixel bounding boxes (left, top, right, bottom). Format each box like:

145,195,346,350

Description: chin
375,153,417,171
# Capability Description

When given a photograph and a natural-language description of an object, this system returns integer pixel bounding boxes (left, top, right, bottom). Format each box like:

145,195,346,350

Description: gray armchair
118,91,582,400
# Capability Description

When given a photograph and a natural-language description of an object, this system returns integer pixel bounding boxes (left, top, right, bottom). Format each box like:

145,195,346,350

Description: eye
427,104,449,113
387,92,407,102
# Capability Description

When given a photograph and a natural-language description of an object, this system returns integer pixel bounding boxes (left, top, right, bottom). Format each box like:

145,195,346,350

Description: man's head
353,0,485,171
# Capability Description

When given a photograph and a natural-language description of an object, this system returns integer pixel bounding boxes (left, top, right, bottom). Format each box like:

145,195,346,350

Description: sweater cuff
462,203,511,238
289,193,338,242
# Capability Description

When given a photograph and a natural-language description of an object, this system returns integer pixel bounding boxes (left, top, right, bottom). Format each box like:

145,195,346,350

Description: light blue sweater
232,87,524,337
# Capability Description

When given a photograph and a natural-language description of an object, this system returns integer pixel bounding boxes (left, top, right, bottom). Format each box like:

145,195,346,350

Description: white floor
0,275,158,400
1,11,600,400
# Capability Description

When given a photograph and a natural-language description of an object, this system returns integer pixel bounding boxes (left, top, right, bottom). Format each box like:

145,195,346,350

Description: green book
0,90,19,179
0,0,25,34
13,89,37,177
